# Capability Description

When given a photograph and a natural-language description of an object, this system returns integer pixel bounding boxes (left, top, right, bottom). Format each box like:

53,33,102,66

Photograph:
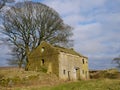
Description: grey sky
0,0,120,69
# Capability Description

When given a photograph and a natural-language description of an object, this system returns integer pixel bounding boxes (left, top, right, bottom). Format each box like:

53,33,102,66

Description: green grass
41,79,120,90
13,79,120,90
0,68,120,90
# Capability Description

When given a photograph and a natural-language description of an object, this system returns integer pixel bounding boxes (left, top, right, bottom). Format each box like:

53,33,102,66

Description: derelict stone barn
28,41,89,80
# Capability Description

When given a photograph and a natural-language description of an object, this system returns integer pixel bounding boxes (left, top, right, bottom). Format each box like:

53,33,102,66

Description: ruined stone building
28,41,89,80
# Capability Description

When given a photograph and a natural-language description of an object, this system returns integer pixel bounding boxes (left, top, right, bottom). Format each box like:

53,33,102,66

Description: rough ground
0,67,120,90
0,67,66,90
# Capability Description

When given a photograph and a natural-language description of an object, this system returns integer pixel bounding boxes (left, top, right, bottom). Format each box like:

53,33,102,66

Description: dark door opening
76,69,80,80
68,71,70,80
41,59,45,66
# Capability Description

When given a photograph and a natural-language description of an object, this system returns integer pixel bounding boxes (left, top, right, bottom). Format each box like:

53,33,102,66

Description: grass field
9,79,120,90
0,67,120,90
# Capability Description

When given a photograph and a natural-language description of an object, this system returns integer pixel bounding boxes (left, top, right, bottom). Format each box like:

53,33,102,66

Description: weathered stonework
28,41,89,80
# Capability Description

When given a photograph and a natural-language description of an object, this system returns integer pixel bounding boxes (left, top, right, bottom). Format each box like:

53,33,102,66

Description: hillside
0,67,120,90
89,69,120,79
0,67,64,89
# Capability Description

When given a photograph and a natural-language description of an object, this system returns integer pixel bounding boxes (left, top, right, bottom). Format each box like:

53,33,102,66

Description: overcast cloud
0,0,120,69
34,0,120,69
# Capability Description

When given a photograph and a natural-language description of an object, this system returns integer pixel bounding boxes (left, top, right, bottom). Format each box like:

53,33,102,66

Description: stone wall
28,41,89,80
58,52,89,80
28,42,59,76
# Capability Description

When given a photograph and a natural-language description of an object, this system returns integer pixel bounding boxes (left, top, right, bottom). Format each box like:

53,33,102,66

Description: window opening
41,47,45,52
41,59,45,65
63,70,66,75
82,59,84,64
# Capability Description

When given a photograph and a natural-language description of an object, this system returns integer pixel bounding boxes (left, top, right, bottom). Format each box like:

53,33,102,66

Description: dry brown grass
90,68,120,79
1,67,120,90
0,67,65,89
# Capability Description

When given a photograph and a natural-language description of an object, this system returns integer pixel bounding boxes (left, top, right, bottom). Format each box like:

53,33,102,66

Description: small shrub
0,74,4,79
37,66,47,73
0,78,10,87
28,75,39,80
12,76,21,84
90,69,119,79
104,72,118,79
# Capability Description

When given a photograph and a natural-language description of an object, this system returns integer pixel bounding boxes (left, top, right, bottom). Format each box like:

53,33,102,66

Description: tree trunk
25,45,30,71
18,59,23,68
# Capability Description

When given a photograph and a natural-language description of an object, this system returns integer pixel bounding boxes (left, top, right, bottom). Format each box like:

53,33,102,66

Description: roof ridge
53,45,87,58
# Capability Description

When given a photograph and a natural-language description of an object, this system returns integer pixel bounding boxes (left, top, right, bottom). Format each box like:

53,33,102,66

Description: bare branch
1,1,73,69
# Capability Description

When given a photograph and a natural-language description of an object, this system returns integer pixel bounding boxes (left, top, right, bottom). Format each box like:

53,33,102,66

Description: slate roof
29,41,88,58
53,45,87,58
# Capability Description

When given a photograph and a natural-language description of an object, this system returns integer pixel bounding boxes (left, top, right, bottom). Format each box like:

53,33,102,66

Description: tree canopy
0,0,15,10
1,1,73,69
113,55,120,69
0,0,6,9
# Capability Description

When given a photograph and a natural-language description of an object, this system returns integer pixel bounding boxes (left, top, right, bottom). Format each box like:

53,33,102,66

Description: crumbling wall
28,42,59,76
58,52,89,80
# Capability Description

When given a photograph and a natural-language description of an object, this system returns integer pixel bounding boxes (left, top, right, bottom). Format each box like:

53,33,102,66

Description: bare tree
7,47,26,68
2,1,73,70
0,0,6,9
113,55,120,69
0,0,15,10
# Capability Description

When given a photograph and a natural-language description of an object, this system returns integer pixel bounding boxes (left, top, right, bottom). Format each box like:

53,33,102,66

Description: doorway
68,71,70,80
76,69,80,80
41,59,45,66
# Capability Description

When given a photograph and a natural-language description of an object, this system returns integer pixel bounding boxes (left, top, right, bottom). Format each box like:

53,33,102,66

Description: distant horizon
0,58,117,70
